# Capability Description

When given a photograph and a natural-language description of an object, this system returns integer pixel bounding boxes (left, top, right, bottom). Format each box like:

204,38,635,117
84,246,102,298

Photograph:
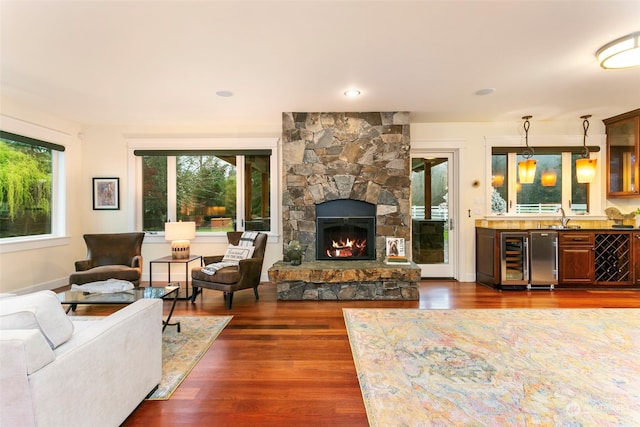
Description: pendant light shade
517,115,536,184
491,174,505,188
576,158,597,183
575,115,597,184
519,159,537,184
541,171,557,187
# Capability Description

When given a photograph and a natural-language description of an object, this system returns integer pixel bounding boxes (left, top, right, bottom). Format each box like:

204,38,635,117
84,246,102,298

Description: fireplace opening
316,200,376,261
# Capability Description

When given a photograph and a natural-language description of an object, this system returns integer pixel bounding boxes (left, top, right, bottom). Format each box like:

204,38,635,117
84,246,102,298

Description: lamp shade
576,158,597,183
518,159,537,184
491,174,505,188
164,221,196,241
541,171,557,187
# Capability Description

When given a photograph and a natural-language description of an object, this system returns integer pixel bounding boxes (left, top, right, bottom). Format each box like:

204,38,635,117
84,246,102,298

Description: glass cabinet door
605,110,640,198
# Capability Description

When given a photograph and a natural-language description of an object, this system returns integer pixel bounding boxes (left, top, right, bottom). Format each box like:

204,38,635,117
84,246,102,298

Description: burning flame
326,237,367,258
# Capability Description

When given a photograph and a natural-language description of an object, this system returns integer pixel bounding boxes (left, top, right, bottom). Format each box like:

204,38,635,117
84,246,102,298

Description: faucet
557,207,570,227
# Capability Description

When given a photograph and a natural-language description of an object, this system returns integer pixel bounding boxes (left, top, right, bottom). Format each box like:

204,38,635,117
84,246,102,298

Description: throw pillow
0,291,74,349
221,244,255,262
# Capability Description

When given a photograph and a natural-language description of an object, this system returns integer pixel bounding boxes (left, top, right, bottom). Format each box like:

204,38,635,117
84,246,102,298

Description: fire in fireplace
316,200,376,261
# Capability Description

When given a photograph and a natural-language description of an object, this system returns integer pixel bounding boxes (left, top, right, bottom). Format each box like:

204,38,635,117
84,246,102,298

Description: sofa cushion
192,265,240,284
0,291,74,349
69,265,141,284
0,310,40,330
221,244,255,262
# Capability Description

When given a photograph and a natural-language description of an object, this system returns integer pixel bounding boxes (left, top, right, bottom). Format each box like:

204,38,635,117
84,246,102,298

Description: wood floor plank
63,281,640,426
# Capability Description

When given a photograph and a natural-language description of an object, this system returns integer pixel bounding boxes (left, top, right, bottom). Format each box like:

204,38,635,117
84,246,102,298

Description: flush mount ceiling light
575,114,597,183
215,90,233,97
344,89,361,98
596,31,640,69
518,115,537,184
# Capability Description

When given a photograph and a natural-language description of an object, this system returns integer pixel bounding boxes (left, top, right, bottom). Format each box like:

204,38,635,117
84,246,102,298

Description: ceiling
1,0,639,129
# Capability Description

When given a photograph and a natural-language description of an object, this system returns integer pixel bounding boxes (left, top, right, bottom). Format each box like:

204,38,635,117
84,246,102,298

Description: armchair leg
191,287,199,303
253,286,259,300
226,292,234,309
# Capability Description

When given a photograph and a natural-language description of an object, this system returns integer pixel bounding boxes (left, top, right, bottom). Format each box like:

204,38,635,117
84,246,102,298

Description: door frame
410,148,459,279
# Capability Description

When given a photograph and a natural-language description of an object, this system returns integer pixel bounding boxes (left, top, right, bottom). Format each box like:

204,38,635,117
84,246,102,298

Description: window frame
0,115,69,252
485,135,604,218
127,137,279,243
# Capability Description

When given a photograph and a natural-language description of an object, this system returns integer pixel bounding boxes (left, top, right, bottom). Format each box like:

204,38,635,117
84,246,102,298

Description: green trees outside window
0,138,52,238
141,153,270,233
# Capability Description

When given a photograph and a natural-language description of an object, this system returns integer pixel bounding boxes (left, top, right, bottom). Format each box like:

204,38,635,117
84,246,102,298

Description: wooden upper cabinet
604,108,640,198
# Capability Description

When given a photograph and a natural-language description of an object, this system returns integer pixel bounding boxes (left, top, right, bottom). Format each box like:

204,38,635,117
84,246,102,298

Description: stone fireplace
269,112,420,301
281,112,412,258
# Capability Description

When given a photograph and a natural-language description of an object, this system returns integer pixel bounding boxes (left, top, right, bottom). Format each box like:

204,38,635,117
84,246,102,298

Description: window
132,138,277,235
0,131,64,239
491,148,595,215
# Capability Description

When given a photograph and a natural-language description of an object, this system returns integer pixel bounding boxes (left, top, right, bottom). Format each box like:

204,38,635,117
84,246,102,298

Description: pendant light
518,115,536,184
541,171,557,187
575,115,597,183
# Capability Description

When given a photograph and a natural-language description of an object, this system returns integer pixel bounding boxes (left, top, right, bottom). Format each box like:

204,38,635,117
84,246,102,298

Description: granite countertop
475,218,637,231
476,225,637,231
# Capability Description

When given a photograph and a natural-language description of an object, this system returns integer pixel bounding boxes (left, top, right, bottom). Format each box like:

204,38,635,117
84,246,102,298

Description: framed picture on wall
93,177,120,210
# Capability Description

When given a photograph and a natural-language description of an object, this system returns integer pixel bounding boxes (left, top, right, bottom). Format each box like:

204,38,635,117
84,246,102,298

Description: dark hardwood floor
67,281,640,427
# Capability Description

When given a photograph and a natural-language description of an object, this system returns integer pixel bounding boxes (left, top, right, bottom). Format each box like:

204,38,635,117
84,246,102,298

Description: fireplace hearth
316,200,376,261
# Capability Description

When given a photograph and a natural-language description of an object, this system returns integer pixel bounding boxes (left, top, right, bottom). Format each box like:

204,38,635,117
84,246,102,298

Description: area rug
344,308,640,426
147,316,232,400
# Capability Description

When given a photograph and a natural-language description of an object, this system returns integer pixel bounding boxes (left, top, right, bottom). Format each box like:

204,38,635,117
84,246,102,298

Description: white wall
0,98,84,293
1,101,636,292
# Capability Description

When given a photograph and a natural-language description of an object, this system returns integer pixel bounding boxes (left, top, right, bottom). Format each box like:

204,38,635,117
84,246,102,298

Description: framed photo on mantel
385,237,406,257
93,177,119,210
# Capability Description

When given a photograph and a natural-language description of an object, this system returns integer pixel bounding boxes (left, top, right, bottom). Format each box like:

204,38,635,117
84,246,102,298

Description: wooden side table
149,255,203,300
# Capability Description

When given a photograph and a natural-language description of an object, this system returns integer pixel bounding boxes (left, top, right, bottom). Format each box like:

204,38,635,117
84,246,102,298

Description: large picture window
133,140,276,235
491,148,594,215
0,131,64,239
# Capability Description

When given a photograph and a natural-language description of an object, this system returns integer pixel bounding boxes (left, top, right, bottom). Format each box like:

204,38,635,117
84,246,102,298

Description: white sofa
0,290,163,427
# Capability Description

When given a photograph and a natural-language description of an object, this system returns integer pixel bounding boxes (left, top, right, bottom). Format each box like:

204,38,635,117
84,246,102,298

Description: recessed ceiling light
344,89,361,97
475,88,496,96
216,90,234,97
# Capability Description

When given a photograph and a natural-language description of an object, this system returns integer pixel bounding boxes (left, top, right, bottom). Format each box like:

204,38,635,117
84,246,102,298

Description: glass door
411,153,456,278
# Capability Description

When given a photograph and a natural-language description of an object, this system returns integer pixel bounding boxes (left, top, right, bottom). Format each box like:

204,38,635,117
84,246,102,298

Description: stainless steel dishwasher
528,231,558,290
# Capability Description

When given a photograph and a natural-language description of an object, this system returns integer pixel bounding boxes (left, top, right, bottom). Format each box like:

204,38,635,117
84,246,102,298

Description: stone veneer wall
281,112,411,261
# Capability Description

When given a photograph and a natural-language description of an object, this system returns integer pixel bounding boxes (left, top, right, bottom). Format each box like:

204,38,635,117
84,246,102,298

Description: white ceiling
1,0,639,129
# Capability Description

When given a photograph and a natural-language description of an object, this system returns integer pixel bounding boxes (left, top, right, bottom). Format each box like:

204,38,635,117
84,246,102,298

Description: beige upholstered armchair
69,232,145,286
191,231,267,309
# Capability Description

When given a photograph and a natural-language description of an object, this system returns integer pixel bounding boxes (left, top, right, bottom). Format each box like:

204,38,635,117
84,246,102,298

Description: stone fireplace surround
270,112,419,300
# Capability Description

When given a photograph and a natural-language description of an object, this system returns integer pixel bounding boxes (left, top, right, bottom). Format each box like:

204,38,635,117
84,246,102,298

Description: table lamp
164,221,196,259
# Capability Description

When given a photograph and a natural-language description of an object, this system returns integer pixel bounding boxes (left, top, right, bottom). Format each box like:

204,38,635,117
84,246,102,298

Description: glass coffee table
57,285,180,332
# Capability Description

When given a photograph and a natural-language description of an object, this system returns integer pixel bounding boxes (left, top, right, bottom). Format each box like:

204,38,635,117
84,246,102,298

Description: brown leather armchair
69,232,145,286
191,231,267,309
